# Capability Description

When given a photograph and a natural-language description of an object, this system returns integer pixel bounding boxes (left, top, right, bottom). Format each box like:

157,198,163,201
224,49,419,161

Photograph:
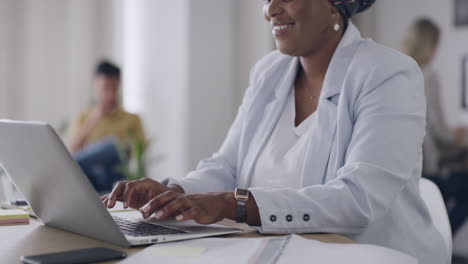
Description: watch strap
234,188,249,223
235,200,247,223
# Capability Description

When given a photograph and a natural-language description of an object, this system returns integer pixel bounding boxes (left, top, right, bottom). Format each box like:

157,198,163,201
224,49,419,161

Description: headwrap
333,0,376,18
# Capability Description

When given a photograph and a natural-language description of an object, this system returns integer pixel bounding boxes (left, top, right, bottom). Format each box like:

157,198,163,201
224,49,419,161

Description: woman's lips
272,23,295,38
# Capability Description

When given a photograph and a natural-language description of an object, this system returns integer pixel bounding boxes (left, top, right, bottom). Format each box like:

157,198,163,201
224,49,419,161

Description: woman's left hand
138,191,235,225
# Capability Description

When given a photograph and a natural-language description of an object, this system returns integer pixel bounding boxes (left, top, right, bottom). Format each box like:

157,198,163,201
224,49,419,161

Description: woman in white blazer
104,0,448,262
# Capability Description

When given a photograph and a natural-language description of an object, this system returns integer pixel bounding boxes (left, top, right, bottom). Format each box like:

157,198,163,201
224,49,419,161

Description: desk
0,213,354,264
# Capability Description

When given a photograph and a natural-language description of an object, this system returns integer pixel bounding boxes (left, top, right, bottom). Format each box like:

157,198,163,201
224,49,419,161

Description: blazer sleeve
161,64,258,194
249,60,426,235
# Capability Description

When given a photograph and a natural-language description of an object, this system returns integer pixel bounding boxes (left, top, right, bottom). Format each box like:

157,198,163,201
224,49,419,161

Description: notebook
0,209,29,224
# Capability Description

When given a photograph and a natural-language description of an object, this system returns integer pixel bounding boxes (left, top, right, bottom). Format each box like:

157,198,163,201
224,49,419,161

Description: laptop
0,120,241,247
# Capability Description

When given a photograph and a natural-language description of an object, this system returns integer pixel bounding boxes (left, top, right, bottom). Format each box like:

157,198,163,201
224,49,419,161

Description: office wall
120,0,190,180
237,0,275,99
0,1,27,120
0,0,120,132
0,0,7,117
120,0,273,178
184,0,273,171
358,1,468,127
0,0,273,181
185,1,238,171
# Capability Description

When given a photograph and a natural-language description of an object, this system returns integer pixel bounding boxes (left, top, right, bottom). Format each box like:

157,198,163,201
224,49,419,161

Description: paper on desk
277,235,419,264
152,246,206,257
121,234,418,264
120,237,274,264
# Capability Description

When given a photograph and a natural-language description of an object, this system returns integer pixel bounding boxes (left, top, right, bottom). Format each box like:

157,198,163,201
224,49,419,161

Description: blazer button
270,215,277,222
303,214,310,221
286,215,293,222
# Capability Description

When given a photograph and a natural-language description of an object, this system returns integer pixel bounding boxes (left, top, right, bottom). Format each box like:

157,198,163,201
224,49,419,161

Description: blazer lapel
301,98,338,185
238,57,299,188
301,23,362,185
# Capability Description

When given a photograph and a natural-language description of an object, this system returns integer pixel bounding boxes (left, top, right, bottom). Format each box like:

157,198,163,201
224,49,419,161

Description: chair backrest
419,178,452,256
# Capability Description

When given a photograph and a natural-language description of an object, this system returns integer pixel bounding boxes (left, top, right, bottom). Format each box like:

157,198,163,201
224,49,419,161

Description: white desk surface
0,211,354,264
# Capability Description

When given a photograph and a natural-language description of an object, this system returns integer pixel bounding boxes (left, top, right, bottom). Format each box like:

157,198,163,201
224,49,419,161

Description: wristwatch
234,188,250,223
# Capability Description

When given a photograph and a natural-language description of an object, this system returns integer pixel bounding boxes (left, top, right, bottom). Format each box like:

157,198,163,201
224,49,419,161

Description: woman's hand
139,191,236,225
101,178,184,210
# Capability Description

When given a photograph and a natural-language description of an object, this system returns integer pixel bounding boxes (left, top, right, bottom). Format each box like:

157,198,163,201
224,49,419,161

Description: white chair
419,178,452,257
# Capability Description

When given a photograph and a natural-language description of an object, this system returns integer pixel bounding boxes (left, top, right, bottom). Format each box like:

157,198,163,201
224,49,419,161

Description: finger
175,207,198,222
134,193,146,209
157,198,192,220
139,191,180,219
100,194,109,201
102,196,109,207
122,182,136,208
108,181,128,208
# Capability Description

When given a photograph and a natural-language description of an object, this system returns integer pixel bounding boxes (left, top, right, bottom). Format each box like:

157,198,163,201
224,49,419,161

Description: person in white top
402,18,468,236
401,18,466,175
104,1,448,263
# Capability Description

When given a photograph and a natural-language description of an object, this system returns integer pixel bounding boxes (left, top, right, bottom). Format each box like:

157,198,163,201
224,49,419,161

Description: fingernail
138,208,147,217
155,211,164,219
140,205,150,213
176,215,183,221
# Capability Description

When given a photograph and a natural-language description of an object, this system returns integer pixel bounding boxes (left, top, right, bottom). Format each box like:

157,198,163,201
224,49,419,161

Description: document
120,237,271,264
277,235,418,264
121,235,418,264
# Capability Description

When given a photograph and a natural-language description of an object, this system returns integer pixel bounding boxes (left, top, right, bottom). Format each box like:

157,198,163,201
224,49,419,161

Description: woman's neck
298,20,346,84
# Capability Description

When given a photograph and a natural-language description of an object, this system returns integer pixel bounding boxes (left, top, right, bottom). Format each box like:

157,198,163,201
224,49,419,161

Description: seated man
67,61,146,193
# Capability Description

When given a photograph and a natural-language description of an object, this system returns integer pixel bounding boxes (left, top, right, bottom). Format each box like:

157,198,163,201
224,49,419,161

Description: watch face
235,188,249,201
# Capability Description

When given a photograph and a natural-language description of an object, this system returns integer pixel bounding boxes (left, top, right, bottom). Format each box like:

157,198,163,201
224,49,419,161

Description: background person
401,18,468,235
67,61,146,192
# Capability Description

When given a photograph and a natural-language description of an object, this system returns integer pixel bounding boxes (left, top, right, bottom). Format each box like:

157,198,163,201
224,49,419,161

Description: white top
250,88,316,189
422,66,454,175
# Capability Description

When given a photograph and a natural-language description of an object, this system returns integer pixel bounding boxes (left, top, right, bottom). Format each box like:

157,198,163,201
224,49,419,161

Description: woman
103,1,448,263
402,18,468,236
401,18,465,176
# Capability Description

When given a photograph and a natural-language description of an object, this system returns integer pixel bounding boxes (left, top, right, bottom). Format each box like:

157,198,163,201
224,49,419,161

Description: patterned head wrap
332,0,376,18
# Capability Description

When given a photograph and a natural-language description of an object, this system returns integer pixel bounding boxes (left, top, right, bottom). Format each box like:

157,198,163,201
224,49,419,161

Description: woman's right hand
101,178,182,210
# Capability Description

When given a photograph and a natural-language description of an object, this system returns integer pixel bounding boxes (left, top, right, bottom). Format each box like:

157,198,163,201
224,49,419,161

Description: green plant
115,131,147,181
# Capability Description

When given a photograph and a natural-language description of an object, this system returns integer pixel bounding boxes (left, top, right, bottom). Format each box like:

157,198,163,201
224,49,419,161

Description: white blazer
164,23,448,264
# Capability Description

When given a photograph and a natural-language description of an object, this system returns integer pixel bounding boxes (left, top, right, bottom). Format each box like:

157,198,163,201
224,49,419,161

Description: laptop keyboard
113,215,186,237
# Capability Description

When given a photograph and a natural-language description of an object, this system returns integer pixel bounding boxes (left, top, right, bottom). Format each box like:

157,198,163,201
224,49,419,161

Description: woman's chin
276,43,300,57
